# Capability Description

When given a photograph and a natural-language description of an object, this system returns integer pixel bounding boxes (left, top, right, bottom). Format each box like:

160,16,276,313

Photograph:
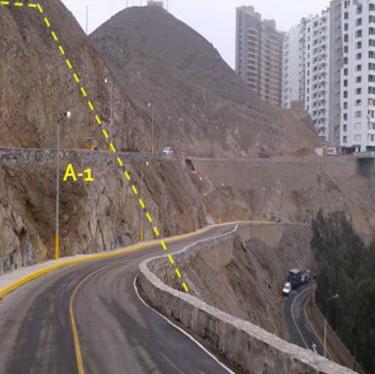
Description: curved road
283,284,326,357
0,226,235,374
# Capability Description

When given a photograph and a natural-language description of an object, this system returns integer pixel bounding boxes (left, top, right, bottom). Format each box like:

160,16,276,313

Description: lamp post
140,161,150,241
324,293,339,358
55,110,71,260
147,102,154,157
261,186,266,221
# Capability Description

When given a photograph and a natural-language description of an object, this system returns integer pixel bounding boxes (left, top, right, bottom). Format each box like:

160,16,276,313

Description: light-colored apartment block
236,6,283,106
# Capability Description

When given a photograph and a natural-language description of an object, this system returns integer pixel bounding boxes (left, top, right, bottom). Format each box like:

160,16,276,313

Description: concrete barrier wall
137,256,358,374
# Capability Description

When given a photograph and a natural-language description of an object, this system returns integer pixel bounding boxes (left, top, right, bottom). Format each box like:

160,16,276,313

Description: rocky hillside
90,7,320,158
151,223,313,340
0,1,206,270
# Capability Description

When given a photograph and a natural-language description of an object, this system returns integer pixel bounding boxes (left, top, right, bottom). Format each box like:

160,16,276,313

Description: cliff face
0,1,206,270
90,7,320,158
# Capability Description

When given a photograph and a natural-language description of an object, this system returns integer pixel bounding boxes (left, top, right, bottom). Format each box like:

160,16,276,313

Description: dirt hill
0,1,206,268
90,6,320,158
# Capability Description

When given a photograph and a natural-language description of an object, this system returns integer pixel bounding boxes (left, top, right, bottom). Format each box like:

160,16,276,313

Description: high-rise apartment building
282,21,306,110
282,0,375,151
339,0,375,151
236,6,283,106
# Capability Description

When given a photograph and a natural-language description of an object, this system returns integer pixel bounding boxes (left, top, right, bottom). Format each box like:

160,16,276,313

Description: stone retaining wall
137,254,358,374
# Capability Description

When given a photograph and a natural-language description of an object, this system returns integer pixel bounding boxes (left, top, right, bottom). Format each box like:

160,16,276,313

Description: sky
61,0,331,68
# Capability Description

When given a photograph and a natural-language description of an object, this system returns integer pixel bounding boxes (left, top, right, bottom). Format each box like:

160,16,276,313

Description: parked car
282,282,292,296
162,146,174,157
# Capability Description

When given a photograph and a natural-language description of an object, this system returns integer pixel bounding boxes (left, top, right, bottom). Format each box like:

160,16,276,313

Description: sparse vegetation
312,211,375,374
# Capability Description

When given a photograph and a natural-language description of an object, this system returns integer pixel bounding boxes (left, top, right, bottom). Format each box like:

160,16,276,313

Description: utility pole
140,161,150,241
55,111,71,260
55,117,61,260
147,102,154,156
85,5,89,35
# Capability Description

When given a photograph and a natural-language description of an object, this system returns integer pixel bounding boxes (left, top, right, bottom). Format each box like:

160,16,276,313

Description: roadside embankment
137,223,358,374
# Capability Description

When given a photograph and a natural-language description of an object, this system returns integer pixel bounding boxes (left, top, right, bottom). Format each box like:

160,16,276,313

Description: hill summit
90,6,320,158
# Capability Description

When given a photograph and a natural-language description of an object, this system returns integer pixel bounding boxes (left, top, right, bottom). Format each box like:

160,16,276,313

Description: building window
370,39,375,47
369,86,375,94
343,136,348,143
344,45,349,53
344,34,349,42
357,64,362,71
355,111,362,118
357,88,362,94
344,102,348,109
357,76,362,83
357,5,362,14
370,75,375,82
370,63,375,70
356,30,362,37
344,91,348,98
370,27,375,35
357,18,362,26
371,4,375,11
344,68,348,76
344,23,349,31
370,15,375,23
357,53,362,60
343,113,348,120
344,57,348,64
357,41,362,49
343,124,348,132
356,99,362,106
344,79,348,87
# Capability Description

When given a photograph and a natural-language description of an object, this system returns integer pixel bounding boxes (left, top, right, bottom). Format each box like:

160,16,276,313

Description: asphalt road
283,284,326,356
0,225,234,374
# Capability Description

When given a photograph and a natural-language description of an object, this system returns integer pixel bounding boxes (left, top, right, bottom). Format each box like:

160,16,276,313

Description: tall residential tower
235,6,283,106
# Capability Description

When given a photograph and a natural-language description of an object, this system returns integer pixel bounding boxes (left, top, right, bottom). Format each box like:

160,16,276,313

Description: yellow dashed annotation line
0,1,190,294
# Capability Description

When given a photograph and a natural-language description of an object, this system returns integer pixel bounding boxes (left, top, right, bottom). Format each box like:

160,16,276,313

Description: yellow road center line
14,2,23,7
160,240,168,250
36,2,43,13
0,1,10,5
168,254,175,265
175,268,182,279
28,2,37,8
80,87,87,97
139,198,145,209
124,171,131,181
87,100,94,111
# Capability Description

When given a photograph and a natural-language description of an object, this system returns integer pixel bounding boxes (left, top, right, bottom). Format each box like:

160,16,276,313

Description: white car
162,146,174,157
282,282,292,296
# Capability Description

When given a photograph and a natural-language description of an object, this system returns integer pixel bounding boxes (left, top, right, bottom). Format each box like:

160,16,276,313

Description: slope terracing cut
137,223,358,374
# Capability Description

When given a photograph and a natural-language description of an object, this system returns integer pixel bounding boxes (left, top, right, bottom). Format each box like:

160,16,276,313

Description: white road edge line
133,225,239,374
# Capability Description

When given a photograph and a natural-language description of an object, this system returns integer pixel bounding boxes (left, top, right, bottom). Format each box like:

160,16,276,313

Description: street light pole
140,161,149,241
324,294,339,358
147,102,154,157
55,117,61,260
55,111,71,260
